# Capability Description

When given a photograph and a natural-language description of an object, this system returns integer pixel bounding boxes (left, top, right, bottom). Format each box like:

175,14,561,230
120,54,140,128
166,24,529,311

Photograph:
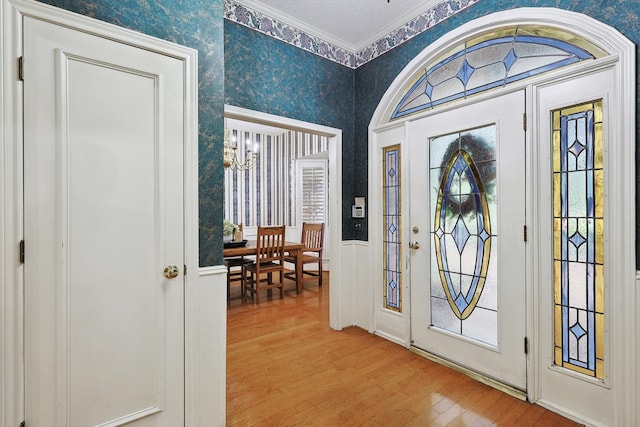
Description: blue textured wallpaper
36,0,226,267
355,0,640,266
224,20,356,240
34,0,640,267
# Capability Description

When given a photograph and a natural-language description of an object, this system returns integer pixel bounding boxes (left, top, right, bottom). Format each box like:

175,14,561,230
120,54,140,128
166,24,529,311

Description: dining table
223,240,306,293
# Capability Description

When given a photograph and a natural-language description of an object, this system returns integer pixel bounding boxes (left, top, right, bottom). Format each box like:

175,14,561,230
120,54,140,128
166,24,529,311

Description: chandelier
223,127,258,170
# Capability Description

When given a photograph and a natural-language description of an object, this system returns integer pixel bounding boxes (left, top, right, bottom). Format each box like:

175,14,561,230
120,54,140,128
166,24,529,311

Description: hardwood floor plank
227,273,581,426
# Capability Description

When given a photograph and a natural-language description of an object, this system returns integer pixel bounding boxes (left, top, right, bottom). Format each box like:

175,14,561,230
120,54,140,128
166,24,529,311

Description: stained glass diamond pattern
569,231,586,249
570,320,587,341
388,223,397,235
569,140,586,158
457,60,475,86
425,81,434,99
452,215,471,254
503,48,517,71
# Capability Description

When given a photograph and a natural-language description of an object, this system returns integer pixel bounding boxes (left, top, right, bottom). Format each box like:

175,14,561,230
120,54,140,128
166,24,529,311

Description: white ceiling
235,0,440,52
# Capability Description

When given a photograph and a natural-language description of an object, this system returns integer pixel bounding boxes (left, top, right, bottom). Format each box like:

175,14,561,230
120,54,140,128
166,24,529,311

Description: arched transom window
391,26,607,120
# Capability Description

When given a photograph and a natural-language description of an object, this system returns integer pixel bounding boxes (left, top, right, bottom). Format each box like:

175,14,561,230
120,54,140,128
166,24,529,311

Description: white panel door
23,16,185,426
409,91,527,391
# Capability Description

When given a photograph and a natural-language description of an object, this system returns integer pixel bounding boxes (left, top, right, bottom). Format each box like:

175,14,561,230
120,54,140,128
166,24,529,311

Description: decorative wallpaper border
224,0,481,69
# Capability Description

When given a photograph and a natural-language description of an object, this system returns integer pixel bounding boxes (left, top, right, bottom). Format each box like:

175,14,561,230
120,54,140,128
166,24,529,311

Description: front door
409,91,527,391
23,16,185,426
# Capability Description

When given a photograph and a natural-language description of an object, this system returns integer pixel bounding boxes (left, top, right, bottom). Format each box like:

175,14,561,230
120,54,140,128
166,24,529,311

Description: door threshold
410,346,527,402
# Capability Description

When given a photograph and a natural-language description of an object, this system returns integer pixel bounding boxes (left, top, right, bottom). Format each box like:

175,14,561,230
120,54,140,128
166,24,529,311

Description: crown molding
225,0,480,69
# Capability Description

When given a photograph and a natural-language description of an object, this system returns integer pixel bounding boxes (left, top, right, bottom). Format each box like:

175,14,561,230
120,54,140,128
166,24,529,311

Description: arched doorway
367,8,635,426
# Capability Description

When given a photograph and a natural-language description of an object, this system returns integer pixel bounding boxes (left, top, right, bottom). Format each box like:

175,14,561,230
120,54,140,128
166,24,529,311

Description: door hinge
20,421,25,427
524,337,529,354
523,112,527,131
184,264,187,276
18,56,24,81
19,240,25,263
523,225,527,242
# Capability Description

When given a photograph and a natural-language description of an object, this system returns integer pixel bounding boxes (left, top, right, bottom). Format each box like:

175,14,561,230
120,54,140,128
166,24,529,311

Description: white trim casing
368,8,636,426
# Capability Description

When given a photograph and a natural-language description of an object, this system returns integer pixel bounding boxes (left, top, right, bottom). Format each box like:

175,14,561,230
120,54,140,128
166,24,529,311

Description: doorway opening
224,105,343,329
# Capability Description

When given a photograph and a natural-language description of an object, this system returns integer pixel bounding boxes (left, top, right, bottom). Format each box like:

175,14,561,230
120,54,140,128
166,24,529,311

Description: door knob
163,265,179,279
409,241,420,249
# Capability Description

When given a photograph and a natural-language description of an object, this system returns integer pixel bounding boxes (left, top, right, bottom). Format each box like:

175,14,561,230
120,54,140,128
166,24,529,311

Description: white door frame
224,105,344,331
368,8,636,425
1,1,226,426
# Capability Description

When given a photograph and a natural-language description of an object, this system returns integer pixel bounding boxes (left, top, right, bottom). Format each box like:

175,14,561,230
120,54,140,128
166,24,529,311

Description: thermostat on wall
352,205,365,218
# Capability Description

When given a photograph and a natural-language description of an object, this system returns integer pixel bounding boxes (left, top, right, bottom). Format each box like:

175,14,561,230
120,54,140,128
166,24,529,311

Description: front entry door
23,16,185,426
409,91,527,391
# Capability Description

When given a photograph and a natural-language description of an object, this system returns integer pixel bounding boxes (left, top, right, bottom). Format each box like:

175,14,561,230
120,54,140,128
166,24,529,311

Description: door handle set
163,265,180,279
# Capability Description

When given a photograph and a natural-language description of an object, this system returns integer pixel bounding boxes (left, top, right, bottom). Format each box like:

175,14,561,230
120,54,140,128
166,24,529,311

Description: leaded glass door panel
409,91,527,391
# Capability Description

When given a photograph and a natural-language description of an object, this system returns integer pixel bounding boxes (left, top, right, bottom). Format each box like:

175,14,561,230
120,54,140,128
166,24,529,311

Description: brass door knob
163,265,179,279
409,241,420,250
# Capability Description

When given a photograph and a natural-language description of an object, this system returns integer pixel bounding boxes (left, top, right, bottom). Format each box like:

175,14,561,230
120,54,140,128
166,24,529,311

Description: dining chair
243,225,286,304
284,222,324,288
224,257,253,305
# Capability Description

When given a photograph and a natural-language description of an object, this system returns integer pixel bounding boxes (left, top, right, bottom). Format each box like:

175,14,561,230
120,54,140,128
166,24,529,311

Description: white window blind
295,159,328,226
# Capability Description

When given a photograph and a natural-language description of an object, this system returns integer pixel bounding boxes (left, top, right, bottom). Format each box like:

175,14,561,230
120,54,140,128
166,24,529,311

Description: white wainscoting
186,266,227,426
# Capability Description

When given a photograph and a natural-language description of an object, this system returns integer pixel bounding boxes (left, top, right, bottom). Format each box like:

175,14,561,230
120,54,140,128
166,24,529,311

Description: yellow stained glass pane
552,110,560,132
594,100,603,123
594,169,604,218
553,219,561,259
596,359,605,380
554,261,562,304
555,347,563,366
561,103,591,116
594,123,604,169
595,264,604,313
553,174,561,217
567,363,596,377
466,27,517,48
553,132,561,172
595,219,604,264
554,304,562,345
596,313,605,360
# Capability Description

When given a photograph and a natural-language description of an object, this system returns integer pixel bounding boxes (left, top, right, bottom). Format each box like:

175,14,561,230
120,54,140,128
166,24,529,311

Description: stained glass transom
552,100,604,380
430,126,498,346
392,26,604,120
383,145,402,311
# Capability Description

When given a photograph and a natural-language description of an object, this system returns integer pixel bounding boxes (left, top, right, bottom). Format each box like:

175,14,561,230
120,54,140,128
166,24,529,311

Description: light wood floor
226,273,582,426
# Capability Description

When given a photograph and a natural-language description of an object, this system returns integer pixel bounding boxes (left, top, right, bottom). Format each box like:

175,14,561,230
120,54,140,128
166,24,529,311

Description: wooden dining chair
284,222,324,288
243,225,286,304
224,257,253,305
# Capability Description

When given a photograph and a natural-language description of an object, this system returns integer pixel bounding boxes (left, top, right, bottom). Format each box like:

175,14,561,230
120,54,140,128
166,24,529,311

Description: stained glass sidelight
430,126,498,346
552,100,604,380
383,145,402,311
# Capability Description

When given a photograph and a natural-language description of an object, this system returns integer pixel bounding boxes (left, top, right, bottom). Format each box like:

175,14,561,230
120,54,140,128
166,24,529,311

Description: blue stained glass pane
570,321,587,340
503,48,517,71
452,215,471,254
569,231,586,249
457,60,475,85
